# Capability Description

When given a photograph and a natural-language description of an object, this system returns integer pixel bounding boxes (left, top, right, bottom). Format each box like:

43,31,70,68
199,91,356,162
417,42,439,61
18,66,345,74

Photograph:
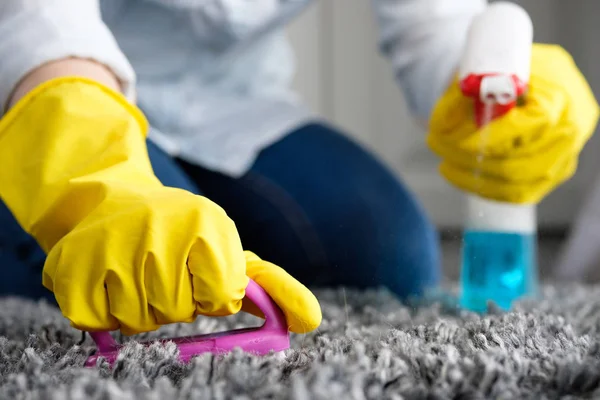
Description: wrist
0,76,155,245
7,58,123,111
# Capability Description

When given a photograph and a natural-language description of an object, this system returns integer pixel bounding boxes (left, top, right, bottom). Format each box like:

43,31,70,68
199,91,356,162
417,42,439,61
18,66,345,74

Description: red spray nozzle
460,73,528,127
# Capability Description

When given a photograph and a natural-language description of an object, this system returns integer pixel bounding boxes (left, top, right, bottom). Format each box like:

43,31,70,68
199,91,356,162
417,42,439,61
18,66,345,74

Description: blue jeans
0,122,440,304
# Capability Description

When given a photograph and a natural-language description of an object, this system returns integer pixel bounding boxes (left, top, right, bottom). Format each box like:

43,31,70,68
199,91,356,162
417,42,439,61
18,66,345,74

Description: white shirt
0,0,486,177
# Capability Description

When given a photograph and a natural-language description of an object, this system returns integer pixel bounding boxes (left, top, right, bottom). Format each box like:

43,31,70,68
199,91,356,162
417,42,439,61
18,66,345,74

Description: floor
3,259,600,398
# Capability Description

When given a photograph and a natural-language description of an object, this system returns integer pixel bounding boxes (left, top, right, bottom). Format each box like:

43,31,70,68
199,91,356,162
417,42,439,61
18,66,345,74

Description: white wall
285,0,600,230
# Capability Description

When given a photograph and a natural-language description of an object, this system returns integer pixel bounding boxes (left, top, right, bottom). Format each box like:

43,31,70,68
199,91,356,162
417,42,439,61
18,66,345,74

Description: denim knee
380,200,441,299
324,184,442,300
0,201,53,301
250,122,442,299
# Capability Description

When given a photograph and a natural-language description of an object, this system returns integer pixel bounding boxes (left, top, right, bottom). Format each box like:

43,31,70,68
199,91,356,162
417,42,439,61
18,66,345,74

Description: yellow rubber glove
241,251,323,333
427,43,600,204
0,77,321,335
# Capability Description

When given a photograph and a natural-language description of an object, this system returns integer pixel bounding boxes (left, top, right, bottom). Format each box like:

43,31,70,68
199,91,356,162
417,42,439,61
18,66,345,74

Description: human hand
0,77,321,336
426,44,599,204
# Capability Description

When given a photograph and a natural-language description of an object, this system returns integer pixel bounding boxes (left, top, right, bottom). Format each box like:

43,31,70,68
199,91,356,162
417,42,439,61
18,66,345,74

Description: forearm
0,0,135,115
7,58,122,109
370,0,487,121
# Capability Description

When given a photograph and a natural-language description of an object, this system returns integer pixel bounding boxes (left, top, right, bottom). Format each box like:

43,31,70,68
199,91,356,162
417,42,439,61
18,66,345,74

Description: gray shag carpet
1,284,600,399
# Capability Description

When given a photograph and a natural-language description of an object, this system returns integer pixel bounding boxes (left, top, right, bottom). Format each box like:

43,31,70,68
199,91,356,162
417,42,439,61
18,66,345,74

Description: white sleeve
370,0,487,120
0,0,136,111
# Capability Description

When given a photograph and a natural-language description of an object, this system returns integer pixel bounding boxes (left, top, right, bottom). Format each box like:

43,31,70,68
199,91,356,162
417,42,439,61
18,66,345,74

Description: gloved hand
427,43,600,204
0,77,321,336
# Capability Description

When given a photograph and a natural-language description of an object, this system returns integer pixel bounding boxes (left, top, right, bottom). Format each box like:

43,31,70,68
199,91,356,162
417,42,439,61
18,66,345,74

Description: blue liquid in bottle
460,229,538,312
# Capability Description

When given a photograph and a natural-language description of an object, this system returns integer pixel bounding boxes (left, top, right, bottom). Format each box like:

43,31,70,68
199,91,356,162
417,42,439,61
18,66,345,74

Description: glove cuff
0,76,158,250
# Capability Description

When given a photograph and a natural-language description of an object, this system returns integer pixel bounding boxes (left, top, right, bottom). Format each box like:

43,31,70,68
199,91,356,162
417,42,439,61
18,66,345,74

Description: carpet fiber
1,284,600,399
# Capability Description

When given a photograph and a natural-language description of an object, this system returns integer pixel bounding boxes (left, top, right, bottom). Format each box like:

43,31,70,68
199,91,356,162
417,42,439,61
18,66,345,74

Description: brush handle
89,278,287,353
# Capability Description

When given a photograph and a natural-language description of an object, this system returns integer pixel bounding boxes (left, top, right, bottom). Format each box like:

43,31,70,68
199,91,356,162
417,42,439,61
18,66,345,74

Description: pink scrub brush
84,279,290,367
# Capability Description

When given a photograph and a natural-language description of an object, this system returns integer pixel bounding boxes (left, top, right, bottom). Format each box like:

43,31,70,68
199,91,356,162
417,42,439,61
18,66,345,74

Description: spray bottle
457,2,538,312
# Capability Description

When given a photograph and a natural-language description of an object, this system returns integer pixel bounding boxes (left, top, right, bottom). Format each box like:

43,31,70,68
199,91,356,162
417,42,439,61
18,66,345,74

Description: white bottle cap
465,195,536,234
459,2,533,83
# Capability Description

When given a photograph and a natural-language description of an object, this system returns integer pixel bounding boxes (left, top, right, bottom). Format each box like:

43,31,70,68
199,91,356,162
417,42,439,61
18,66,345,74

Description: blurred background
284,0,600,282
